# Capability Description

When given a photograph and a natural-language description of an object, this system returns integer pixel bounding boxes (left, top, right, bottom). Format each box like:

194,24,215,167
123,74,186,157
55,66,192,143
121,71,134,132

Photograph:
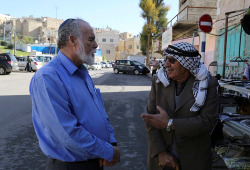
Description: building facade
116,33,142,60
0,15,63,44
94,27,119,61
15,16,63,44
214,0,250,78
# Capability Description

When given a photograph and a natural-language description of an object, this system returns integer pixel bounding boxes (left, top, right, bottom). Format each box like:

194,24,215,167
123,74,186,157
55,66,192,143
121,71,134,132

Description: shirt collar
57,51,86,75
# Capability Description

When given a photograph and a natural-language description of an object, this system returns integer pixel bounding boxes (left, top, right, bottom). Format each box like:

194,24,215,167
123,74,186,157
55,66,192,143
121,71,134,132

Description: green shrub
6,44,13,49
0,41,7,46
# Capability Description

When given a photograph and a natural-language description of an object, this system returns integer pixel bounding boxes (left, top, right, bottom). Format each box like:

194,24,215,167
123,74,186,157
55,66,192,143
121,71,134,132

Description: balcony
167,6,217,40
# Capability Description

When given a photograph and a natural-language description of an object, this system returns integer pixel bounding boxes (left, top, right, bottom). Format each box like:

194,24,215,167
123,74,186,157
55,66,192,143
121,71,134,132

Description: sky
0,0,178,35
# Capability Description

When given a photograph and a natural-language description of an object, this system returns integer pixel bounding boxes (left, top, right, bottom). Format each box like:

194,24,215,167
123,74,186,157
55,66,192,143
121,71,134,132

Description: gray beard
77,42,95,65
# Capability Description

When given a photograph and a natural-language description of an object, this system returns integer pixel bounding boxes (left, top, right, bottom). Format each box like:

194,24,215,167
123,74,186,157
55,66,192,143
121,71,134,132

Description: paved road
0,69,152,170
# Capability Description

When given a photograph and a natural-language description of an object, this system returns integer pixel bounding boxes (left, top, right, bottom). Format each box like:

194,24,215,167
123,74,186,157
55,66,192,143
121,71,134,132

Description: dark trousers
25,63,31,72
152,69,157,77
45,158,103,170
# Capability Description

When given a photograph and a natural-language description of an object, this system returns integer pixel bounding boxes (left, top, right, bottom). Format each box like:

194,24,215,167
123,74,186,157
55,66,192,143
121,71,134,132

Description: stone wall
178,0,217,22
216,0,250,30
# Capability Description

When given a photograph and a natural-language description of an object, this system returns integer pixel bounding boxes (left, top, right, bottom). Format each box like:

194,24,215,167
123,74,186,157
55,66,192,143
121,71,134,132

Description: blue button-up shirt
29,51,116,162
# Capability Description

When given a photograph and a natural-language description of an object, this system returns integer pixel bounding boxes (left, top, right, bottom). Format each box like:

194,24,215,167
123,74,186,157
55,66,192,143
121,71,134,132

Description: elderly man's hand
158,151,177,169
99,146,120,167
141,106,170,129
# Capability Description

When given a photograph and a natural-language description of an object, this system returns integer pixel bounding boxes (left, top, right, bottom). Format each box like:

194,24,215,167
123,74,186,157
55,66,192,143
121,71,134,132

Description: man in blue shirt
30,18,120,170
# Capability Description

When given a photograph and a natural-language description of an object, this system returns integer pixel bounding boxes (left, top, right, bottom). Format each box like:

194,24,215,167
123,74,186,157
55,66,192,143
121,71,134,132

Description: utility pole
3,21,6,41
14,27,16,56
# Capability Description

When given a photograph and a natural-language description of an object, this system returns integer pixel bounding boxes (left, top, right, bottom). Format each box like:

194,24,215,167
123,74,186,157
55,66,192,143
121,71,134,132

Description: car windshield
132,61,142,65
32,58,39,62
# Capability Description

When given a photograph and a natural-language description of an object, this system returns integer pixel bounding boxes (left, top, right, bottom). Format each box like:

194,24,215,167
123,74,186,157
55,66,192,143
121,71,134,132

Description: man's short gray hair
57,19,87,49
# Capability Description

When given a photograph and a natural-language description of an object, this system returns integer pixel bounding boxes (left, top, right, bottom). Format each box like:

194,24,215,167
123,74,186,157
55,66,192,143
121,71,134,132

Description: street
0,68,152,170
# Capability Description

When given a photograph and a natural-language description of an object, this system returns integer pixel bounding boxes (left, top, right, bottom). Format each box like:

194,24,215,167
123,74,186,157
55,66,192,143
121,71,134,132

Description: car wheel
134,69,140,75
0,67,6,75
114,68,119,74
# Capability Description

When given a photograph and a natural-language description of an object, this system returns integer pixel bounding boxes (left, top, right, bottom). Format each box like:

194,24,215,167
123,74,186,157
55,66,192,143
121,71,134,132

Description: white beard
77,41,95,65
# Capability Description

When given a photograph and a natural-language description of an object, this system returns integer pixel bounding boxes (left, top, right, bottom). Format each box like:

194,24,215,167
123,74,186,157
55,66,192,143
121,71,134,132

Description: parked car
101,61,112,68
113,60,150,75
0,53,19,71
30,54,54,67
0,56,12,75
110,62,115,68
88,62,102,70
16,56,43,71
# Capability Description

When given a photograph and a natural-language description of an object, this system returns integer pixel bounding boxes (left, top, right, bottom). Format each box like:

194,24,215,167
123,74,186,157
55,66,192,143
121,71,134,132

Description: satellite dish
242,7,250,35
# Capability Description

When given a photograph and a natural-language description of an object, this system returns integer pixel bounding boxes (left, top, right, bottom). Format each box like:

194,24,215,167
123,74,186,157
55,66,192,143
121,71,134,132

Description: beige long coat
146,75,218,170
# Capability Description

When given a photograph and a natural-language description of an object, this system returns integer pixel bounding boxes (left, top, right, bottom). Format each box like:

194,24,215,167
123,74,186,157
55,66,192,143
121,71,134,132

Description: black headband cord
166,45,200,57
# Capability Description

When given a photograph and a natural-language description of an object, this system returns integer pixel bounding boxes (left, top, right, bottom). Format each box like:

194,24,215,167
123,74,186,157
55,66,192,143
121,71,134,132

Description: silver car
16,56,42,71
30,54,54,67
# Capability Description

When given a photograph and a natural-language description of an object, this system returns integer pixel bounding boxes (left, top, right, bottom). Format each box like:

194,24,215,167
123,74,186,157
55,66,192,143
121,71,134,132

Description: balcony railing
166,6,217,28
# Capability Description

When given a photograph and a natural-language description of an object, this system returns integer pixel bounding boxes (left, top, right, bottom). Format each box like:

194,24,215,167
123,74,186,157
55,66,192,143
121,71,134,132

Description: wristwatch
166,119,173,132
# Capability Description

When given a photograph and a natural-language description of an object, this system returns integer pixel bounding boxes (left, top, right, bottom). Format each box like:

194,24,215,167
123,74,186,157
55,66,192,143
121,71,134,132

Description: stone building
0,15,63,44
93,27,119,61
15,16,63,44
116,32,141,60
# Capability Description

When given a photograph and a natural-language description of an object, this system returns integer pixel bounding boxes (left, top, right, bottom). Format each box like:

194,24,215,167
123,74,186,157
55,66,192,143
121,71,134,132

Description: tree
21,36,33,44
155,1,168,34
140,27,147,55
139,0,168,65
12,35,18,42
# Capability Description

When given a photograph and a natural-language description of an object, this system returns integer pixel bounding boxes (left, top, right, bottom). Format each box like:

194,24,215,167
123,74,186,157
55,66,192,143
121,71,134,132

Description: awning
209,61,238,67
209,61,218,66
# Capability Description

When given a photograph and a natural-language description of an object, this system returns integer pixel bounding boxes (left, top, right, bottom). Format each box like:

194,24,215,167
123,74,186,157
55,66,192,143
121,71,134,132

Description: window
106,50,110,54
120,60,126,65
44,57,52,62
102,38,106,42
110,39,114,42
137,46,139,49
129,45,132,49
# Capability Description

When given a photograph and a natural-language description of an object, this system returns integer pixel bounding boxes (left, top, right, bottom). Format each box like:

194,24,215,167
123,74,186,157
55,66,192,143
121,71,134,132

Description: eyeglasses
165,56,176,64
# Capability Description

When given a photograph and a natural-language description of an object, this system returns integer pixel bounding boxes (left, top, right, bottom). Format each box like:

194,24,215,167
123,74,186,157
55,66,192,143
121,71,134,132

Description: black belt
50,158,99,164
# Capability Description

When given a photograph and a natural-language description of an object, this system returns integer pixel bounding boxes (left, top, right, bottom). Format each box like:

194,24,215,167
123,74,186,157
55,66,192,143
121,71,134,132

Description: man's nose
93,41,98,49
164,60,170,67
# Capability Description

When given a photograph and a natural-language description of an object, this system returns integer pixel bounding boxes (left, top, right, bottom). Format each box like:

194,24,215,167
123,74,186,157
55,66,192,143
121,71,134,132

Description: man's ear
69,35,76,46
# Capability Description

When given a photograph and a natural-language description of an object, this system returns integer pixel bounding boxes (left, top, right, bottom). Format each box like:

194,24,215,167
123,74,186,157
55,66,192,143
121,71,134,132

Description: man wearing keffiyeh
141,42,219,170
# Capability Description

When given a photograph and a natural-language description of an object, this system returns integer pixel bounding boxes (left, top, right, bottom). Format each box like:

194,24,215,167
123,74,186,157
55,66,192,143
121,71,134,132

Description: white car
30,54,54,67
88,63,102,70
101,62,111,68
16,56,42,71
